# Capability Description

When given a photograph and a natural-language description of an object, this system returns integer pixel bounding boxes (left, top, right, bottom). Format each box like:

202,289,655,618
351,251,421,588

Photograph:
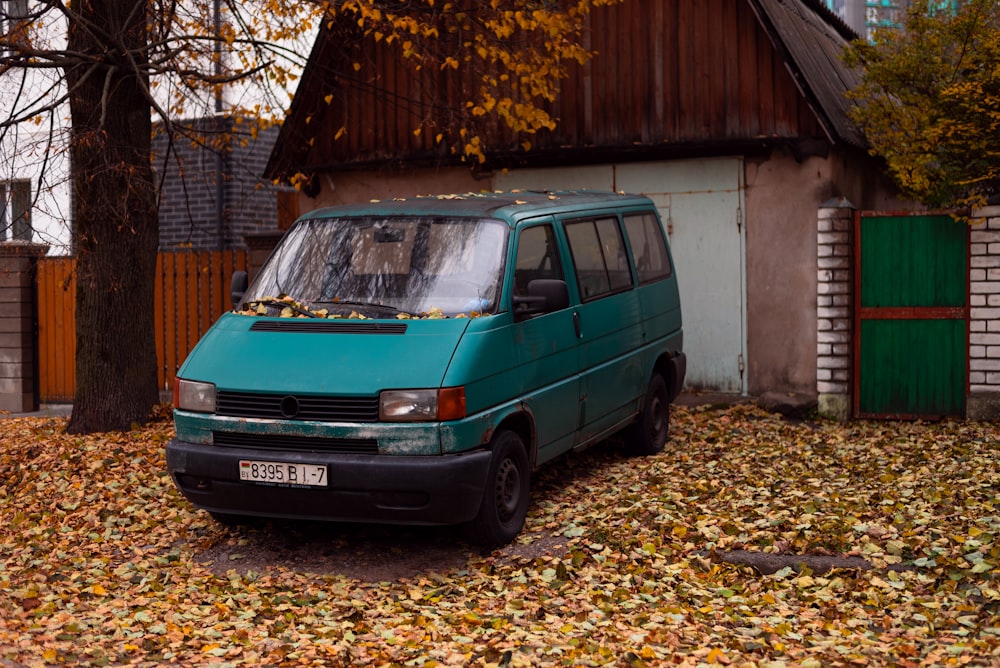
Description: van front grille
213,431,378,454
216,391,380,422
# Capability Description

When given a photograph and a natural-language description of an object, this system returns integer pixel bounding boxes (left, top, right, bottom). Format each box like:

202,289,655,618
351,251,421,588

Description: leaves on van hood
239,296,480,320
2,405,1000,665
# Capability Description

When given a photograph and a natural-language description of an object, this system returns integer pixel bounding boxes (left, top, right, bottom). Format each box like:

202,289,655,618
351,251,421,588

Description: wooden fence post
0,242,49,413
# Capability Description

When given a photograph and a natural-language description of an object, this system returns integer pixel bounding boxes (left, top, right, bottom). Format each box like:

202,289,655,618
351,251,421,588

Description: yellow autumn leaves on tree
844,0,1000,210
319,0,621,164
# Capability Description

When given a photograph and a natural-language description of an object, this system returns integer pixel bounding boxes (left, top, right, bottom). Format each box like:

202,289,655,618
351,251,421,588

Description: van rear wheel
624,373,670,456
465,430,530,547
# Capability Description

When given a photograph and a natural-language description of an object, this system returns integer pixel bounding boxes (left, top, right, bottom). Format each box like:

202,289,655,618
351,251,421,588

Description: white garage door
494,158,746,394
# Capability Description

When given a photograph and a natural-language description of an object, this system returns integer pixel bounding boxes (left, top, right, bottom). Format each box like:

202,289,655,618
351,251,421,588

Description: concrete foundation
818,393,851,422
966,393,1000,421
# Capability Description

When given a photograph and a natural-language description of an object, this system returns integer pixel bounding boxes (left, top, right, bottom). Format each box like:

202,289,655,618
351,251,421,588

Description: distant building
824,0,960,39
1,116,294,253
153,117,297,251
3,0,296,254
0,178,32,242
0,125,71,251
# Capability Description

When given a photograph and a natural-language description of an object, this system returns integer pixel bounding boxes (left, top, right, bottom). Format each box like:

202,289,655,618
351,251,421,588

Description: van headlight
380,388,466,422
175,379,217,413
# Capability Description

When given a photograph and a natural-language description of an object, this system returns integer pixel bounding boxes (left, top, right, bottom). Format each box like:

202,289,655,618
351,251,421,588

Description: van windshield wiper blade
318,299,402,314
245,298,320,318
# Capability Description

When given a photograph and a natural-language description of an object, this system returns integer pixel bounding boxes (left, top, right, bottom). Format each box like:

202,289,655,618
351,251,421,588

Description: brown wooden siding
37,250,247,402
272,0,826,178
548,0,823,148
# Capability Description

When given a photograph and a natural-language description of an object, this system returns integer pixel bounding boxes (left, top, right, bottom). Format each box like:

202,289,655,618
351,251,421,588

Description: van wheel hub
649,394,665,439
495,458,520,521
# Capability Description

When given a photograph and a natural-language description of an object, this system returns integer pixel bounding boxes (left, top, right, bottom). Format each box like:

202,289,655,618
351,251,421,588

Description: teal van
166,191,685,545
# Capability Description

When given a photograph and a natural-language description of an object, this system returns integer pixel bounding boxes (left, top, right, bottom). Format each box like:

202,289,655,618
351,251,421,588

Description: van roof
304,190,655,225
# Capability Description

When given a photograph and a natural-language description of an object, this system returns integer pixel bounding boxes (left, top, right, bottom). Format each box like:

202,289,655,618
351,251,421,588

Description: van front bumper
166,439,493,525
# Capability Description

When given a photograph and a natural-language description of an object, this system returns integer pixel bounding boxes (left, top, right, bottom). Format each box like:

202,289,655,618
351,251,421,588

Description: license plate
238,460,328,487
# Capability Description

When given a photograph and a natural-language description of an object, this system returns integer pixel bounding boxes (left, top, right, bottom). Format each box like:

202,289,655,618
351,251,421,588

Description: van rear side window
624,212,673,284
565,217,633,301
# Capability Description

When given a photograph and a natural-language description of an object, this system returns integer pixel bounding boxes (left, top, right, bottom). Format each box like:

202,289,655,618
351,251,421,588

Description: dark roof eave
746,0,868,150
278,137,857,181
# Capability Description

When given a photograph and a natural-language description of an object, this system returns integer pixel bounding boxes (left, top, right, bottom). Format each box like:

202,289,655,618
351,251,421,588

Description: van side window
514,225,565,297
624,212,673,284
565,217,634,301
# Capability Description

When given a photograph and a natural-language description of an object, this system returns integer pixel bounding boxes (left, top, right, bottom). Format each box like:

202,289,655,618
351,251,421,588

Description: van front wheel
466,430,530,547
624,373,669,456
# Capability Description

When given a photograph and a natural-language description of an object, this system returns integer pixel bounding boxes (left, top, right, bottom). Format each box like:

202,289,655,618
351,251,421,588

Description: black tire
624,373,670,456
465,430,530,547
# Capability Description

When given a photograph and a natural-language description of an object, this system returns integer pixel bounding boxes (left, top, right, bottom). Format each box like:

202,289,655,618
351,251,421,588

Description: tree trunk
65,0,160,433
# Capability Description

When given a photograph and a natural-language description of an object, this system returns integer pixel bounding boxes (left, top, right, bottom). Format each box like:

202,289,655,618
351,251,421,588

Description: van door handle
573,311,582,338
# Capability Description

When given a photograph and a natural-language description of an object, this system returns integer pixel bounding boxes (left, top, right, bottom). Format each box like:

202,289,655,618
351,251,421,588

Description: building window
0,180,32,241
3,0,30,52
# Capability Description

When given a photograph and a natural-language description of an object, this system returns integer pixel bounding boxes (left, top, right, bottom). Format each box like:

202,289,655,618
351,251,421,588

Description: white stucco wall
1,34,73,254
744,148,835,395
303,168,483,210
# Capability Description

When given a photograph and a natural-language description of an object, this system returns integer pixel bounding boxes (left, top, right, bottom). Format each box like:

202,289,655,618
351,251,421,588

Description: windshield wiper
316,299,402,314
245,298,320,318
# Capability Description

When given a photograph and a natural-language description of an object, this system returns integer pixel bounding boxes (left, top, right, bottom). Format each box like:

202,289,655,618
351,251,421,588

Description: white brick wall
969,206,1000,393
816,206,854,396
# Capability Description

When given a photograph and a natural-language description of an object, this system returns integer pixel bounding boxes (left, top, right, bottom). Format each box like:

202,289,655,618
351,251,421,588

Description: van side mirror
513,279,569,320
231,271,249,308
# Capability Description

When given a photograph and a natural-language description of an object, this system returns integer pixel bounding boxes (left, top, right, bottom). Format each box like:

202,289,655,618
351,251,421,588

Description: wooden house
265,0,911,402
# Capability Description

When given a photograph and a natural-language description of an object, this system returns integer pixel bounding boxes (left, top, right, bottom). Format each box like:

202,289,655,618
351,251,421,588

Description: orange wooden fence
37,250,249,403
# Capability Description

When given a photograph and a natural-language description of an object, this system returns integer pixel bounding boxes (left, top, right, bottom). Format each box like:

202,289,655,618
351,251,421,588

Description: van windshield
241,216,508,318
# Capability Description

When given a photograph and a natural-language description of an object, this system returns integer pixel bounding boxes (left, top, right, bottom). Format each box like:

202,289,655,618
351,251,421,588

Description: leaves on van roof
2,405,1000,665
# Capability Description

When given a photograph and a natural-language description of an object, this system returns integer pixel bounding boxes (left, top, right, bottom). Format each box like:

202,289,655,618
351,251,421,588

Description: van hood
179,312,471,395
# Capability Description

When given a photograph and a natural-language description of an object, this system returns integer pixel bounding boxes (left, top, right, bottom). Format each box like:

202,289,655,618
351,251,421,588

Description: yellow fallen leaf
706,647,729,664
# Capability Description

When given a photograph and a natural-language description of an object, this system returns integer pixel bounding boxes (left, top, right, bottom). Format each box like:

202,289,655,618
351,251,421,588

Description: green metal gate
855,212,968,418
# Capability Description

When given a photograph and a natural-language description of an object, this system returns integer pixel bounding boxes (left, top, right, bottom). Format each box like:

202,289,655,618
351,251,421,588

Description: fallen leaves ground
1,404,999,667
